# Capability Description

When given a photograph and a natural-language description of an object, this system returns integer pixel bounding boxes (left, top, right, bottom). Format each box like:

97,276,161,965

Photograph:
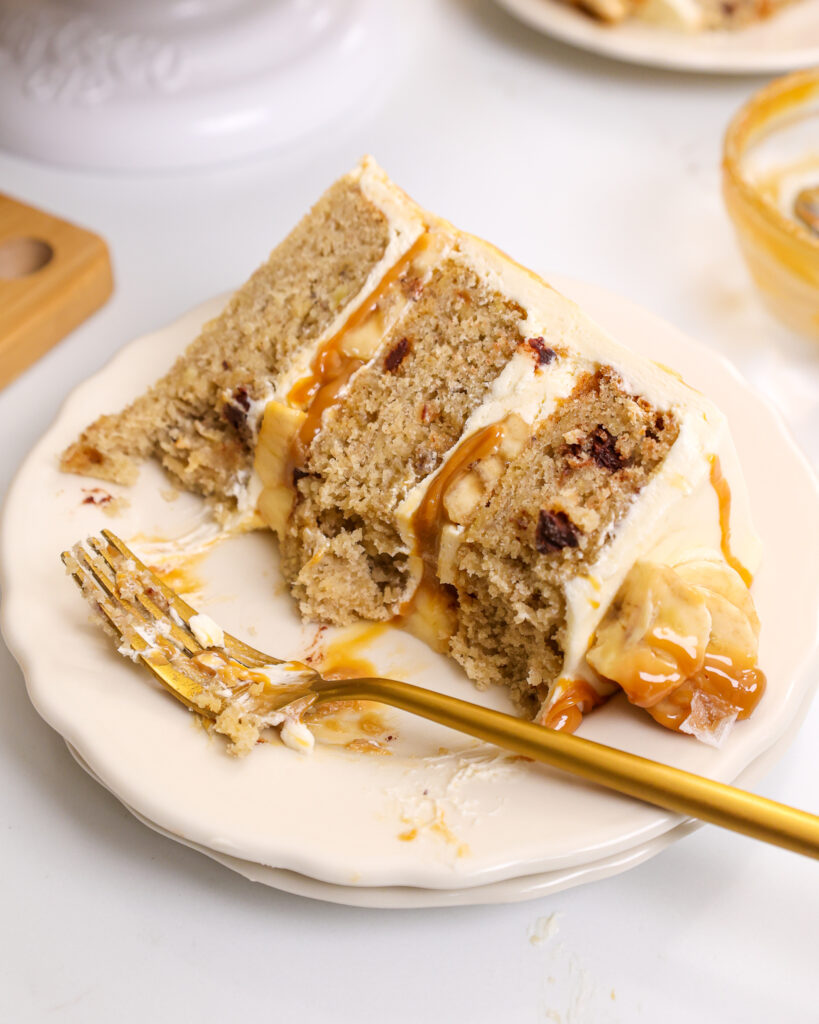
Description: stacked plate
3,280,817,907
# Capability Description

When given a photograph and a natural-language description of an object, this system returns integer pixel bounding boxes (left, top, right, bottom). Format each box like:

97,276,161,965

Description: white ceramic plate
496,0,819,73
2,279,818,896
65,739,702,906
68,664,816,908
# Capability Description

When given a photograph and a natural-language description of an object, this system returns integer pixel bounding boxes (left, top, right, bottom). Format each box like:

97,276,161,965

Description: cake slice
62,157,765,745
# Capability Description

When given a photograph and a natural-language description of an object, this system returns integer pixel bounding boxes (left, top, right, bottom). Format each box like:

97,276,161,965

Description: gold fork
63,529,819,860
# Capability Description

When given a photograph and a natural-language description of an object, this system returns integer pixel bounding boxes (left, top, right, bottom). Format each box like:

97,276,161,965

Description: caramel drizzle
190,652,316,718
286,231,433,472
410,421,507,579
395,418,519,648
604,645,765,728
709,455,753,587
540,679,606,733
313,623,387,680
397,420,509,637
191,651,272,688
646,652,766,732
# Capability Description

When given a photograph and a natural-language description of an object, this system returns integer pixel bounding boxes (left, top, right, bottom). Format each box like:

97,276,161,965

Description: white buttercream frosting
189,613,225,649
280,717,316,755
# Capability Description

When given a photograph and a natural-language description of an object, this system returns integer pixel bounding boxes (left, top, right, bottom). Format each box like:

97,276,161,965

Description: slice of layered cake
62,157,765,745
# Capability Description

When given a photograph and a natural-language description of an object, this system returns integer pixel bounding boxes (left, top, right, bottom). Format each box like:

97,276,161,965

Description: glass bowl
723,69,819,340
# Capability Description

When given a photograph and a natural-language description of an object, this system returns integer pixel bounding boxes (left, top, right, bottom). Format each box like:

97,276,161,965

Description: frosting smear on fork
66,539,318,757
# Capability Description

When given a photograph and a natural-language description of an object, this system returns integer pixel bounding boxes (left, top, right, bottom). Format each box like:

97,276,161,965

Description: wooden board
0,194,113,390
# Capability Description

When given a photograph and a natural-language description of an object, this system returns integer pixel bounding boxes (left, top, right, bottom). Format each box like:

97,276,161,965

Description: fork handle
316,678,819,860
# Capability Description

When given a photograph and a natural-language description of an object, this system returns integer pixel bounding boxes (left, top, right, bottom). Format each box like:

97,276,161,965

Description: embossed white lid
0,0,404,170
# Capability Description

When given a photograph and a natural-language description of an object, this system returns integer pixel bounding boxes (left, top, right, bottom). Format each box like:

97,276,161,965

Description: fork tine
72,542,198,669
101,529,279,668
62,549,219,718
71,543,192,663
71,544,151,630
73,542,176,653
62,549,149,654
63,537,327,751
88,535,205,659
101,530,198,615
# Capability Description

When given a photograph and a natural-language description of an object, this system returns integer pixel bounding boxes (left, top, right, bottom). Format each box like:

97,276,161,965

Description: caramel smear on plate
302,623,398,754
151,552,207,600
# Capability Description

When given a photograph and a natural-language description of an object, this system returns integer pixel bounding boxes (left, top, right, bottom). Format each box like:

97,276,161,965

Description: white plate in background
496,0,819,73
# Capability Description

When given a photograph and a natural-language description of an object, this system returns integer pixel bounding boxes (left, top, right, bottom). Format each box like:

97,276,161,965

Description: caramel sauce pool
647,652,766,731
540,679,606,733
149,551,207,600
304,624,397,754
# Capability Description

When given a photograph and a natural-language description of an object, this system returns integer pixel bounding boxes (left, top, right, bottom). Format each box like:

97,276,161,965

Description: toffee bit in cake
402,275,425,300
222,400,247,433
525,337,557,366
645,413,666,442
233,386,251,411
222,386,256,439
589,426,624,472
222,404,244,432
535,509,580,553
384,337,410,372
413,448,439,477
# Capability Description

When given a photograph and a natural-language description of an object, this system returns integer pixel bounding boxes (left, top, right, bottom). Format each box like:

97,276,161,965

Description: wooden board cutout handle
0,194,113,390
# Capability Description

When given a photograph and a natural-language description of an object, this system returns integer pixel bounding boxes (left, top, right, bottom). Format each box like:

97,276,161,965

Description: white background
1,2,818,1021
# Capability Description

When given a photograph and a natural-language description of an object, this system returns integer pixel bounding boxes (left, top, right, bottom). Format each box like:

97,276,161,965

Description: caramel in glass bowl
723,70,819,340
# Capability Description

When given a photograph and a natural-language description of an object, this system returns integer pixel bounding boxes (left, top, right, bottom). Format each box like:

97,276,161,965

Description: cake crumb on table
529,912,563,946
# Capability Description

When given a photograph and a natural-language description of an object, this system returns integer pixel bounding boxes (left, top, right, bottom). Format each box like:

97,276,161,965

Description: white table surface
1,2,818,1021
